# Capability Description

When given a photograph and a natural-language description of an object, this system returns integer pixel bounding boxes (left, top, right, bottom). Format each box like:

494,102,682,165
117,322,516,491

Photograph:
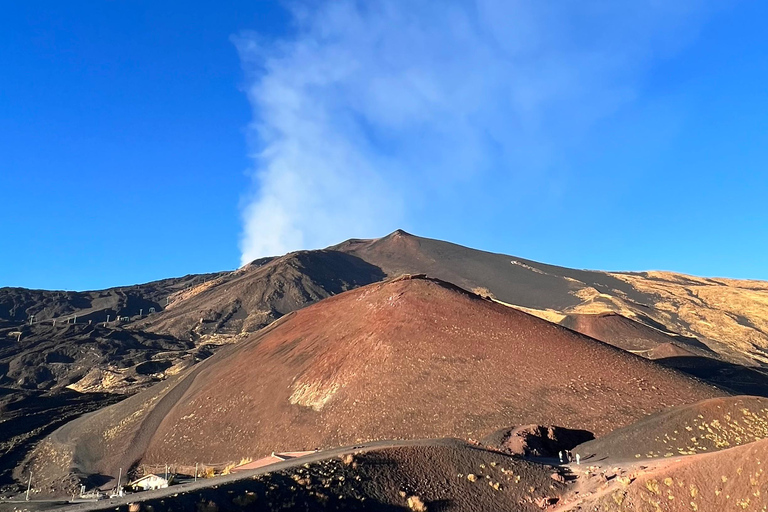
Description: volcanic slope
558,313,768,396
50,415,768,512
331,230,639,311
588,437,768,512
9,229,766,383
137,250,385,339
548,396,768,512
7,229,768,372
559,313,713,359
133,230,768,399
334,230,768,369
575,395,768,462
73,439,572,512
32,276,723,492
0,320,205,491
0,272,221,325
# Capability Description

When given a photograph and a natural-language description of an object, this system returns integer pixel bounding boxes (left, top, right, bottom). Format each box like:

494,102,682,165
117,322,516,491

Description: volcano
28,276,723,492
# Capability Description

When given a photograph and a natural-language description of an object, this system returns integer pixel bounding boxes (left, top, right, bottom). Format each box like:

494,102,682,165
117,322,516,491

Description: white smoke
236,0,715,265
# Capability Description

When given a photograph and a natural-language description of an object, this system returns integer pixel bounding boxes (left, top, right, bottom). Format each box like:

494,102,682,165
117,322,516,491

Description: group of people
558,450,580,465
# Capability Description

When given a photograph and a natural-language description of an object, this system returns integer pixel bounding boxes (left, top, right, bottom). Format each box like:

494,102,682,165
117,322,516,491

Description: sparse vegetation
221,457,253,475
471,287,495,300
407,495,427,511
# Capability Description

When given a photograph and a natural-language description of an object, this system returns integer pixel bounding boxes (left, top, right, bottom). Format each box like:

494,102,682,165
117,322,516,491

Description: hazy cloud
236,0,715,265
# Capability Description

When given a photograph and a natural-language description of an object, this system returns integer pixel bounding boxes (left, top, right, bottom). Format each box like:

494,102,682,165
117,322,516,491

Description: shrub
407,495,427,511
471,287,495,300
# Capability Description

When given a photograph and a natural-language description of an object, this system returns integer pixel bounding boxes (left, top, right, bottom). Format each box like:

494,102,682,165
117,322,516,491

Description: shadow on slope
141,251,385,338
655,356,768,397
0,389,122,490
560,312,713,357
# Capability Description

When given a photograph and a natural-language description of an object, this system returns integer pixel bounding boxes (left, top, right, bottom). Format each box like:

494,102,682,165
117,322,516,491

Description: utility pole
29,315,34,325
139,309,143,317
73,315,77,324
117,468,122,496
165,464,168,481
106,314,110,327
25,472,32,501
194,463,198,482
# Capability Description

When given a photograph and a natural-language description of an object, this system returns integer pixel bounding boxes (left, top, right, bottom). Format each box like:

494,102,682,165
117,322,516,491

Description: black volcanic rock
0,272,223,324
138,250,386,339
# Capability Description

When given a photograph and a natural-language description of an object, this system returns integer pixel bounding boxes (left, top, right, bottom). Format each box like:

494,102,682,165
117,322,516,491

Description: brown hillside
575,395,768,463
557,313,768,396
331,230,644,311
5,230,768,397
559,313,712,359
30,276,723,493
80,440,572,512
589,437,768,512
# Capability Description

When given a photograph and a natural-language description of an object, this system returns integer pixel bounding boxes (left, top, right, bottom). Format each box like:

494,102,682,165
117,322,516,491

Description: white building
127,474,170,491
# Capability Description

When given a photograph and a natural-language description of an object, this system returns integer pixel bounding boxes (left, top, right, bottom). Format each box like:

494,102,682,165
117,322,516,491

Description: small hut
127,474,170,491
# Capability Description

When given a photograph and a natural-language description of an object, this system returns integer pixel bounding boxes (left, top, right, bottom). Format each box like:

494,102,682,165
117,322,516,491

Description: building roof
128,474,168,485
231,451,315,472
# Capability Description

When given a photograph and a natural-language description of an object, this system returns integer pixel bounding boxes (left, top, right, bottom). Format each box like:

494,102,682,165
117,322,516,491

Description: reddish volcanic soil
30,276,724,493
575,395,768,463
561,313,768,397
583,437,768,511
559,313,713,358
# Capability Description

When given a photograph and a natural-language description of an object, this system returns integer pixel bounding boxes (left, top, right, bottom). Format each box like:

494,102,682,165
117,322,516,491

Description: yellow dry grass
220,458,253,475
483,266,768,369
500,302,568,324
494,270,768,367
609,272,768,360
165,277,225,310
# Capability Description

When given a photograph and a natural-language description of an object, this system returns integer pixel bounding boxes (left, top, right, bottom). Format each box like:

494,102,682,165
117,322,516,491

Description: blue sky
1,1,767,290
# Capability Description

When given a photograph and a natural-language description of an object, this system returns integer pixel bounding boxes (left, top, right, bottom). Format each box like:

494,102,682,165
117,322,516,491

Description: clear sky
1,1,767,290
